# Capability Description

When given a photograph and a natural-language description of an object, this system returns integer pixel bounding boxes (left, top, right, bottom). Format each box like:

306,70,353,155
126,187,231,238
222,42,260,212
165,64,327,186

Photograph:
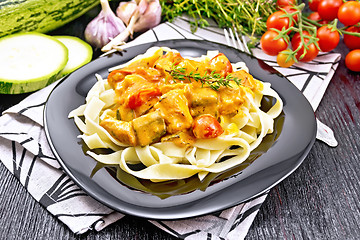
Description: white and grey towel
0,18,341,239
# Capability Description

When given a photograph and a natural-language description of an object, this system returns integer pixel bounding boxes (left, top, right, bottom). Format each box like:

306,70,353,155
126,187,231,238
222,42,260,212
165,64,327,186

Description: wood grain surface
248,42,360,240
1,5,359,239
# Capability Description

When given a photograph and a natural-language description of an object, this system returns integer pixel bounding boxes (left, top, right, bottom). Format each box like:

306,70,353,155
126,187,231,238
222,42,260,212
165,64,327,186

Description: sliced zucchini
0,32,68,94
54,36,93,77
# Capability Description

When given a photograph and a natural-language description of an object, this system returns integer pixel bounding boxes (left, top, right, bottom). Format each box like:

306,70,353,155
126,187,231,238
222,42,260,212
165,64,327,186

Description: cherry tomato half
345,49,360,72
260,30,288,56
337,1,360,26
317,0,343,21
344,26,360,50
192,115,224,139
317,26,340,52
128,87,162,109
209,53,233,77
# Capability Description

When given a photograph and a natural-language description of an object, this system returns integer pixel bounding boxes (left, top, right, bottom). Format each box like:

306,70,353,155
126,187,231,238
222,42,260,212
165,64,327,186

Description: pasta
69,47,283,183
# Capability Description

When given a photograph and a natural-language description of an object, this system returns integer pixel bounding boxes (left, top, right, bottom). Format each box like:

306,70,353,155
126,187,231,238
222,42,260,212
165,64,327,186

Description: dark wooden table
1,7,359,240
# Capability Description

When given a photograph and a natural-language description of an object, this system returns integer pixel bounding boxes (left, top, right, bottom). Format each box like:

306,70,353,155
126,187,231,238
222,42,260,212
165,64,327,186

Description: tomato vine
260,0,360,70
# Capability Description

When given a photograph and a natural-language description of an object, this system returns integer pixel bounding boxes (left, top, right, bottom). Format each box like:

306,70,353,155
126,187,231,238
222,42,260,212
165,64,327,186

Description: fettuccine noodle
69,47,283,183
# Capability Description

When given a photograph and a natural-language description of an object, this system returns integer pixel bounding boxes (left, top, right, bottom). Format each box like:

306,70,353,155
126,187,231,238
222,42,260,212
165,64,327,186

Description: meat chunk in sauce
154,89,193,134
132,111,166,146
100,116,137,146
185,84,219,118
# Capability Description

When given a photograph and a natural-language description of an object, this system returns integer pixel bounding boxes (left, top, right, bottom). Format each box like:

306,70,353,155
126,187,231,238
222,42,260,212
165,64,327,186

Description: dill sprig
166,66,241,91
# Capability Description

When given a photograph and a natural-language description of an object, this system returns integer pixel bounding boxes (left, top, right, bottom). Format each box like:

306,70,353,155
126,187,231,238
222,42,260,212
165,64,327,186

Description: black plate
44,39,316,220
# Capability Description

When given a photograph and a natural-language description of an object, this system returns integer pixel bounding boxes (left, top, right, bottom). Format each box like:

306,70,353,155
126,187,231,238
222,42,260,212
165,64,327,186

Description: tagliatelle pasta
68,47,283,183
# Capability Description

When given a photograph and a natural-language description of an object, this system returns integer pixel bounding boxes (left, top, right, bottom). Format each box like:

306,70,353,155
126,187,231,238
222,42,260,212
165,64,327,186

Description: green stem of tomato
303,15,360,37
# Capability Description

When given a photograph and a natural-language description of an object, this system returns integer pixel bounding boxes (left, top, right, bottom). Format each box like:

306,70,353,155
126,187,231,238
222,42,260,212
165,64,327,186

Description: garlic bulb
116,0,161,33
116,1,138,25
84,0,127,48
101,0,162,53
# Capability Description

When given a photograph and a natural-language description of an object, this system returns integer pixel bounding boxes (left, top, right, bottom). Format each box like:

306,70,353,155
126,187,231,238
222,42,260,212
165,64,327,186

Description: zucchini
0,32,68,94
54,36,93,77
0,0,99,38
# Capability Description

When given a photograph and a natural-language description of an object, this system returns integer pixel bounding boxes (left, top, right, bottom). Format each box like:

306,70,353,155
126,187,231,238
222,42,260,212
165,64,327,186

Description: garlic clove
116,1,138,26
137,0,149,15
133,0,161,32
85,0,127,48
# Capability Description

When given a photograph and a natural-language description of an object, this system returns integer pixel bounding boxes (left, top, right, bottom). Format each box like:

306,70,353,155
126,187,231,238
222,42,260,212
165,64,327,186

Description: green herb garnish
166,66,241,91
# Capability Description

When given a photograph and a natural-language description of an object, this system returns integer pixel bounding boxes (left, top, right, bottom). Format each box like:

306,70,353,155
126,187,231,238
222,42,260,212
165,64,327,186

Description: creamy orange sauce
100,50,263,147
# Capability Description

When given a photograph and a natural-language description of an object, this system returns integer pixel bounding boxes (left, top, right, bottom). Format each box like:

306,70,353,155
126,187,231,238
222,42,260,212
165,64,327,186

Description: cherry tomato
344,26,360,50
317,26,340,52
128,87,162,109
317,0,343,21
291,32,319,62
308,12,321,21
209,53,233,77
345,49,360,72
291,31,310,47
277,0,296,8
192,115,224,139
282,5,299,22
309,0,321,11
260,30,288,56
277,50,296,68
295,42,319,62
307,12,329,25
338,1,360,26
266,11,293,31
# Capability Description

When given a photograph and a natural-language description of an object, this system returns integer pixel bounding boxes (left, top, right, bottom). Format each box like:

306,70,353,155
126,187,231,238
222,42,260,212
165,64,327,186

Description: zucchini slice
54,36,93,77
0,32,68,94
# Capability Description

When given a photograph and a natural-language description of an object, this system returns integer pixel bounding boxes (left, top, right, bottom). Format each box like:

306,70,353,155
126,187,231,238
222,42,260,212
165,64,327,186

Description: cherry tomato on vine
344,26,360,50
260,30,289,56
345,49,360,72
309,0,321,11
337,1,360,26
307,12,329,25
308,12,321,21
317,26,340,52
291,31,310,47
277,0,296,8
282,5,299,22
317,0,343,21
192,115,224,139
277,50,296,68
291,32,319,62
294,42,319,62
266,11,294,32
